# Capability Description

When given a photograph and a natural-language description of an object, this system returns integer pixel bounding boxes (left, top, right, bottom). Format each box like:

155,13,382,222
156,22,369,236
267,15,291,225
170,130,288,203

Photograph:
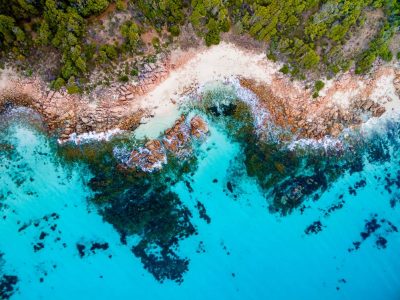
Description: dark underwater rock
132,240,189,284
273,173,327,214
195,201,211,224
305,221,325,235
0,275,18,300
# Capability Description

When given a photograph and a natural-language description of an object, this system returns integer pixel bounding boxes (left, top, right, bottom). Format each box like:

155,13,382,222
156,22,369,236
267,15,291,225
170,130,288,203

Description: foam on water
59,128,125,145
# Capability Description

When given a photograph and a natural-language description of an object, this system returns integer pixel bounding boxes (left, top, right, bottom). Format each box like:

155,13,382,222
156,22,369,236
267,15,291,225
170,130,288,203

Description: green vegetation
120,21,141,51
1,0,399,90
312,80,325,98
315,80,325,92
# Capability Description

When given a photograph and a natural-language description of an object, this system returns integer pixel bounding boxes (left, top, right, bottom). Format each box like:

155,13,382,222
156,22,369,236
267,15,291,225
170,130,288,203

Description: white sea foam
286,136,345,151
113,145,131,164
58,128,124,145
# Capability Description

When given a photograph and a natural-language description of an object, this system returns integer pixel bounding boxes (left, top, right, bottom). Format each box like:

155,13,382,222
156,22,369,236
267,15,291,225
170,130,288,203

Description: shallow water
1,83,400,300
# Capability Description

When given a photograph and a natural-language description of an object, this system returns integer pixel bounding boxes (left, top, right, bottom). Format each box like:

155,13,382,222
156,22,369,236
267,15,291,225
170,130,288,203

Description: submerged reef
188,82,400,214
52,80,400,282
58,113,207,283
0,254,18,300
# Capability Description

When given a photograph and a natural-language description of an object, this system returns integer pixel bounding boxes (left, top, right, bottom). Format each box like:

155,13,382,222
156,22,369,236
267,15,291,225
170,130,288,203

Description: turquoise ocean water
0,82,400,299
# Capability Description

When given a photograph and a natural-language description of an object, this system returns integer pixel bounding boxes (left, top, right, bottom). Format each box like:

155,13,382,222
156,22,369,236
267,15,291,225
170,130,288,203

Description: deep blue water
1,83,400,299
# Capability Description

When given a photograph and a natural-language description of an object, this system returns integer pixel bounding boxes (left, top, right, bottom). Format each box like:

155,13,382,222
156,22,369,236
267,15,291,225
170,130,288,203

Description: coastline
1,42,400,144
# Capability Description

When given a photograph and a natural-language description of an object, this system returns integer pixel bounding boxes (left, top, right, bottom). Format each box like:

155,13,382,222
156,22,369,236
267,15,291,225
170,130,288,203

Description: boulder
190,115,208,138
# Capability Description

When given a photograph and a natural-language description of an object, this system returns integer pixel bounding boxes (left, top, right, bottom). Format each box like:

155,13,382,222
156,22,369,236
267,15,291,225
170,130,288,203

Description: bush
116,0,125,11
168,25,180,37
356,52,376,74
314,80,325,92
52,77,65,90
100,44,118,60
67,83,80,94
119,75,129,82
279,64,289,74
379,46,392,62
130,68,139,76
267,52,277,62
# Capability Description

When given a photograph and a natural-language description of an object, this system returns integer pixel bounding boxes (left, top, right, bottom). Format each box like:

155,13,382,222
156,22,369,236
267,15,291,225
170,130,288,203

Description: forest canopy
0,0,399,89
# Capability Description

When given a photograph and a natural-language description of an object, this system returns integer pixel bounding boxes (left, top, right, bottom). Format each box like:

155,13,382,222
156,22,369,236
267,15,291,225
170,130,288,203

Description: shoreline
1,42,400,145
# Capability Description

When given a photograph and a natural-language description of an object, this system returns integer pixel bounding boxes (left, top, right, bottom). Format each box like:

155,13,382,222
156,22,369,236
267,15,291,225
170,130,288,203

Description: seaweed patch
0,275,18,300
195,201,211,224
305,220,325,235
348,215,398,252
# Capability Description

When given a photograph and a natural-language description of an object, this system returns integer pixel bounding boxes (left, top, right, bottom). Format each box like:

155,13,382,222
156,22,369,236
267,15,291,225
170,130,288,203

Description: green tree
120,21,141,50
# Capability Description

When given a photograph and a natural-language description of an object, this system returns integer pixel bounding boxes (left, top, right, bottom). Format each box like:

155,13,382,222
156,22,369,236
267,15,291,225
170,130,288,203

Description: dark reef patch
0,275,18,300
324,198,346,217
273,173,327,215
376,236,387,249
76,241,109,257
196,241,206,254
132,240,189,284
226,181,234,193
90,242,109,253
59,137,199,283
76,244,86,258
384,170,400,194
195,201,211,224
305,221,325,235
348,215,398,252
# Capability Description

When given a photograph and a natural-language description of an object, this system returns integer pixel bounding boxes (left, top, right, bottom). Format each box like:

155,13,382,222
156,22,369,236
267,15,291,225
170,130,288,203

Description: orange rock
190,115,208,138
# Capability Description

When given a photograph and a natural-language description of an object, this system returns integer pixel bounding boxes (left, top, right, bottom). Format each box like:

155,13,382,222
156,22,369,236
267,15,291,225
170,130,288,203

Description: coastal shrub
119,74,129,82
120,21,141,51
168,25,180,37
130,68,139,76
72,0,111,17
67,83,80,94
100,44,118,60
379,45,393,62
52,77,65,90
279,65,289,74
314,80,325,92
115,0,125,11
151,37,160,48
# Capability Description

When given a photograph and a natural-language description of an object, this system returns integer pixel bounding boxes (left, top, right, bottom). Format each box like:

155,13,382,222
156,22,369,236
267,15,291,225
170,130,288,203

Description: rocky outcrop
190,115,209,138
128,140,167,172
240,76,389,140
0,76,146,142
163,115,190,154
127,115,208,172
0,52,173,142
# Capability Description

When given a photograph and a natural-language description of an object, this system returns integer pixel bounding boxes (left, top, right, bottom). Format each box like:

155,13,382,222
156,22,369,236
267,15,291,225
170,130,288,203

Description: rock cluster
190,115,209,138
393,71,400,97
163,115,190,154
0,77,147,142
129,140,167,172
240,78,388,140
0,52,174,142
127,115,208,172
